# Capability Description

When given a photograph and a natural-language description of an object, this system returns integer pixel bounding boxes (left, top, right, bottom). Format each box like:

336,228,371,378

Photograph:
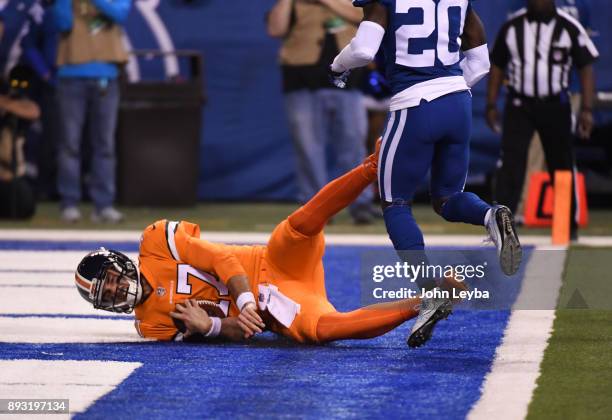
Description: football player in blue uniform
330,0,522,348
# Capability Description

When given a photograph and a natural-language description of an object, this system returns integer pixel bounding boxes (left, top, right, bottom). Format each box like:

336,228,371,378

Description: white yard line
468,250,566,420
0,317,144,344
0,283,131,316
0,360,142,417
1,229,611,247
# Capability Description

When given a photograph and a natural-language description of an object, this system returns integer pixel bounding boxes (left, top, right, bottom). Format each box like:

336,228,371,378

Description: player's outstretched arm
330,3,387,75
460,8,490,88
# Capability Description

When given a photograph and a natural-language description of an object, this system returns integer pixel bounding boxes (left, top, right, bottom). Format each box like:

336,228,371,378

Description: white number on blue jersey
395,0,467,68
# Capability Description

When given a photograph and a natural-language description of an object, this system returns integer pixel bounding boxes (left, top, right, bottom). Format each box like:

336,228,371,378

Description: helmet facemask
90,252,142,313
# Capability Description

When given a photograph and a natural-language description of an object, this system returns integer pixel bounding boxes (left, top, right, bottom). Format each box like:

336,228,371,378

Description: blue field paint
0,245,531,418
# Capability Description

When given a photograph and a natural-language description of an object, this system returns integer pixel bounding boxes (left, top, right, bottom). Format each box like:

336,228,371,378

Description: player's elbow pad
460,44,491,88
332,21,384,72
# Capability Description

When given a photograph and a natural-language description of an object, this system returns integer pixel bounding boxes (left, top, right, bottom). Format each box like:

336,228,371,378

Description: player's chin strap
460,44,491,88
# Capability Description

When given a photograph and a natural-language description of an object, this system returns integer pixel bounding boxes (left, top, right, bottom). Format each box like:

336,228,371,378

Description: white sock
484,208,493,227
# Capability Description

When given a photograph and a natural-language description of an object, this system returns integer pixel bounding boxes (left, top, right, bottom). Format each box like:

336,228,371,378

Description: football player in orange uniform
75,141,430,344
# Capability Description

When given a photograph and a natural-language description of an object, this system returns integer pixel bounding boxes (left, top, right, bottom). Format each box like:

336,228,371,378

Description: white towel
258,284,301,328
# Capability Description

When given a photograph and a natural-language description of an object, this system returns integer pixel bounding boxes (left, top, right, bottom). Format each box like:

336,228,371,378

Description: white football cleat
407,288,452,348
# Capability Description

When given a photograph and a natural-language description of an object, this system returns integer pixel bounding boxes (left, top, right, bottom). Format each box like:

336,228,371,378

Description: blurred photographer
0,65,40,219
267,0,375,225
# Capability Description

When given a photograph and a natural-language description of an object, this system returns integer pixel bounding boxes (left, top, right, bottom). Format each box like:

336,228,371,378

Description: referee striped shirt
491,7,599,98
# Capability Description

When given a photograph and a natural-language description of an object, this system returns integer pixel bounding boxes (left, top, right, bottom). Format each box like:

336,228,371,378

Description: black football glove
329,66,351,89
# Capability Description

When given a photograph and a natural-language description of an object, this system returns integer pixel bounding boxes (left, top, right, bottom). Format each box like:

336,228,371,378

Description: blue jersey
378,0,472,96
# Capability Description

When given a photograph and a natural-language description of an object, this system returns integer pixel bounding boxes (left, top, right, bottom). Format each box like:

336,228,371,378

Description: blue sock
384,205,424,251
440,192,491,226
384,205,436,290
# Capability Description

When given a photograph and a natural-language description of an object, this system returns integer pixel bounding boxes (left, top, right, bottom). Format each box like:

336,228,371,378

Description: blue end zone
0,243,531,418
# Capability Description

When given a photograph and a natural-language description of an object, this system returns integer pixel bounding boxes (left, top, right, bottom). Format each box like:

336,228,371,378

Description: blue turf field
0,243,527,419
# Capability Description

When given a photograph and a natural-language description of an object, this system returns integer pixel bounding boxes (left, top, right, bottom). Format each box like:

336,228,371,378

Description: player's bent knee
432,198,448,216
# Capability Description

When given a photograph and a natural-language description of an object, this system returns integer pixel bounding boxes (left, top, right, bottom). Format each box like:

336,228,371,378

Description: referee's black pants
494,94,579,232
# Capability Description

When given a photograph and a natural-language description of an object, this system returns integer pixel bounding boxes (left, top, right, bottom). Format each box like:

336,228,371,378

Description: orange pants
263,153,420,343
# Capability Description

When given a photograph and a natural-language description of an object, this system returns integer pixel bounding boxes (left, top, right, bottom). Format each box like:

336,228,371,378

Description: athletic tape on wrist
205,317,222,338
236,292,256,311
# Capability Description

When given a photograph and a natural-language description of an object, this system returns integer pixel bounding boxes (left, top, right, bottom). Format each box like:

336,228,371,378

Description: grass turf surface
2,202,612,236
527,248,612,420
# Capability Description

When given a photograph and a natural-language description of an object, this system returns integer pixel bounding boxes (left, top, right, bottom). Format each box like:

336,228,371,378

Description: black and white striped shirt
492,8,599,98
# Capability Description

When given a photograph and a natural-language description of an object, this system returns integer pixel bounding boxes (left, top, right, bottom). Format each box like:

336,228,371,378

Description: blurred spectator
487,0,599,239
0,64,40,219
0,0,44,78
53,0,131,223
267,0,374,224
20,0,59,199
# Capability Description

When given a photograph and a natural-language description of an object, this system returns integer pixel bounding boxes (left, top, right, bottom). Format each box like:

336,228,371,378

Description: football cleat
407,289,452,348
486,205,522,276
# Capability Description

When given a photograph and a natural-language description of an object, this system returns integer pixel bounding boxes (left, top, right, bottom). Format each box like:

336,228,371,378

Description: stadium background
119,0,612,201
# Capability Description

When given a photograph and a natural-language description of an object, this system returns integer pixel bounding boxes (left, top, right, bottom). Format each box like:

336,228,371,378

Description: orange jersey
134,219,336,343
135,220,265,340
